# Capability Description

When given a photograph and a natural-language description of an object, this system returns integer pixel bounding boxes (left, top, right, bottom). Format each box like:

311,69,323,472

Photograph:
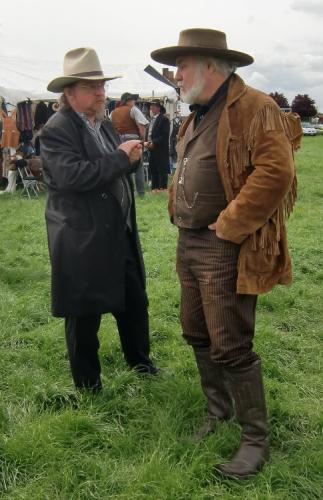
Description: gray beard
94,106,106,120
179,70,205,105
180,82,205,104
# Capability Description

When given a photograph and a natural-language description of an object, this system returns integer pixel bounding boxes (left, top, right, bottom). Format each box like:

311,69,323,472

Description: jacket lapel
183,118,195,149
216,74,247,202
195,95,226,136
101,120,120,149
183,94,227,149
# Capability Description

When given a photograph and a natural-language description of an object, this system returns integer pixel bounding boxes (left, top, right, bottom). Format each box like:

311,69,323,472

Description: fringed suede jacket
169,74,302,294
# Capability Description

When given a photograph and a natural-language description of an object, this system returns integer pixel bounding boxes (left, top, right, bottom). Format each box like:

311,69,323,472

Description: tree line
269,92,318,120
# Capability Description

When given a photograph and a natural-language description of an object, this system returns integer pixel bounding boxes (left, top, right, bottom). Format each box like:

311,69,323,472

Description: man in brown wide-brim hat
151,28,302,479
41,47,158,393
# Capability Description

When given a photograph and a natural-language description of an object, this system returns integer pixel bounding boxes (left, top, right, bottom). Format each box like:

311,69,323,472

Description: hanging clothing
1,100,8,116
16,101,33,132
1,115,20,148
0,109,6,144
20,130,33,142
34,101,49,129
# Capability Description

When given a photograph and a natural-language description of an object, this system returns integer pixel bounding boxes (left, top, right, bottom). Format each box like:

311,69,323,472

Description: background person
0,156,18,194
145,99,170,192
151,28,301,478
111,92,149,198
41,47,157,393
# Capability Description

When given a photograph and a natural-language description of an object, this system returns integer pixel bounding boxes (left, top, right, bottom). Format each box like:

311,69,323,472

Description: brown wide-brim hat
151,28,254,67
47,47,121,93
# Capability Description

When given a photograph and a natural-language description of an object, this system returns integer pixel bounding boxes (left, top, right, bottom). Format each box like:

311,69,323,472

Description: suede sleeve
216,127,295,244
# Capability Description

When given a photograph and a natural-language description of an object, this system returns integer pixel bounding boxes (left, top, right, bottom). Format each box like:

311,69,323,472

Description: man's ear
206,59,216,73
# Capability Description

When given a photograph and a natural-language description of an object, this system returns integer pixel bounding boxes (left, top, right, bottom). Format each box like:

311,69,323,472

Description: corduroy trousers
176,228,259,368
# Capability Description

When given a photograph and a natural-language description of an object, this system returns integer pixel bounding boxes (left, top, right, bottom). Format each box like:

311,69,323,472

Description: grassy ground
0,136,322,499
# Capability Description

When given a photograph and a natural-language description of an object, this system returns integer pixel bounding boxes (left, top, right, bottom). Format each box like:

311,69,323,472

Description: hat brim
151,46,253,67
47,75,121,93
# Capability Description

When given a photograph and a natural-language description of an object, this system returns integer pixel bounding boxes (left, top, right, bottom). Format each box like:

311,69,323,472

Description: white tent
0,54,58,104
0,54,177,104
104,65,176,101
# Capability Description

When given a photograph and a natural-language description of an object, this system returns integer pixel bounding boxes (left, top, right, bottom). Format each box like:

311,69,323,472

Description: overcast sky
1,0,323,110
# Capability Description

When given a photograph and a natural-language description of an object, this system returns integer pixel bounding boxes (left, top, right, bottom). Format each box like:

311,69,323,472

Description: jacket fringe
232,104,300,255
248,104,286,140
282,112,303,151
227,138,250,188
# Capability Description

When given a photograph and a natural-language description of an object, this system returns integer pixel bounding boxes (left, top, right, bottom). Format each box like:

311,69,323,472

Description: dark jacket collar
60,107,120,150
61,106,86,128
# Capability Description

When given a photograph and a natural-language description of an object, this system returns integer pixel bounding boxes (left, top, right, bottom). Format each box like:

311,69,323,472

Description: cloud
291,0,323,16
301,54,323,73
240,48,323,109
247,72,269,87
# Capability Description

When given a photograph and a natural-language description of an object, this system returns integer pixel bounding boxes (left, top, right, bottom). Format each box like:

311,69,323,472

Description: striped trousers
176,228,259,368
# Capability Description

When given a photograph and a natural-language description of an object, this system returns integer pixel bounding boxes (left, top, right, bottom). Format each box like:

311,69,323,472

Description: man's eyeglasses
77,82,106,92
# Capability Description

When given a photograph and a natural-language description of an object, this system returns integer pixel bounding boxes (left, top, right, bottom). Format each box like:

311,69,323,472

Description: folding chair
17,165,39,198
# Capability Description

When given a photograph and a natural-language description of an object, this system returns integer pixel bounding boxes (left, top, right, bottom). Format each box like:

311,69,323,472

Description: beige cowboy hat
47,47,120,93
151,28,254,67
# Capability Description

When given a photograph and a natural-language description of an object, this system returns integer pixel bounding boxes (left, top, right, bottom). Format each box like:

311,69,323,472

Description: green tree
269,92,290,108
292,94,317,119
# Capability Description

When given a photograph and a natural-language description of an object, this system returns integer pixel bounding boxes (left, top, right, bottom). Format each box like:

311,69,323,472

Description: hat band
70,70,104,77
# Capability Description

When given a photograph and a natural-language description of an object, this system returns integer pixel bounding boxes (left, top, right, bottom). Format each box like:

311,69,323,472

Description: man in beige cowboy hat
151,29,301,478
41,47,158,393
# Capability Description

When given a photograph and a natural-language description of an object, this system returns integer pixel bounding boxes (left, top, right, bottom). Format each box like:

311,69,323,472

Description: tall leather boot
192,347,233,442
215,360,269,479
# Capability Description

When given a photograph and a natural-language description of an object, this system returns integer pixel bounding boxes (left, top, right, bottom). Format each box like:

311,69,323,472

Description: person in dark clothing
144,99,170,192
41,47,157,392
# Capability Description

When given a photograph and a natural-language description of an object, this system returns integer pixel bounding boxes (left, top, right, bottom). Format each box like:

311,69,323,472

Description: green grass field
0,136,322,499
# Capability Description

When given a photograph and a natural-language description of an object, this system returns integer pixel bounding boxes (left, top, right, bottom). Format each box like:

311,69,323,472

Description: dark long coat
149,113,170,173
40,107,145,318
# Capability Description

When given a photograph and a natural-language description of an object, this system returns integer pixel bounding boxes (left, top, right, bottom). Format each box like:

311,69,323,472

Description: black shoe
76,378,102,394
133,363,160,375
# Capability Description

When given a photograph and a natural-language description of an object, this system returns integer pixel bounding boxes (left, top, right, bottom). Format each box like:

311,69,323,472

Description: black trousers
65,232,154,389
150,167,168,190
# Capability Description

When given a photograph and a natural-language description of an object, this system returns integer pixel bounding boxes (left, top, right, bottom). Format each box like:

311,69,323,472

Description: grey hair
196,56,236,77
